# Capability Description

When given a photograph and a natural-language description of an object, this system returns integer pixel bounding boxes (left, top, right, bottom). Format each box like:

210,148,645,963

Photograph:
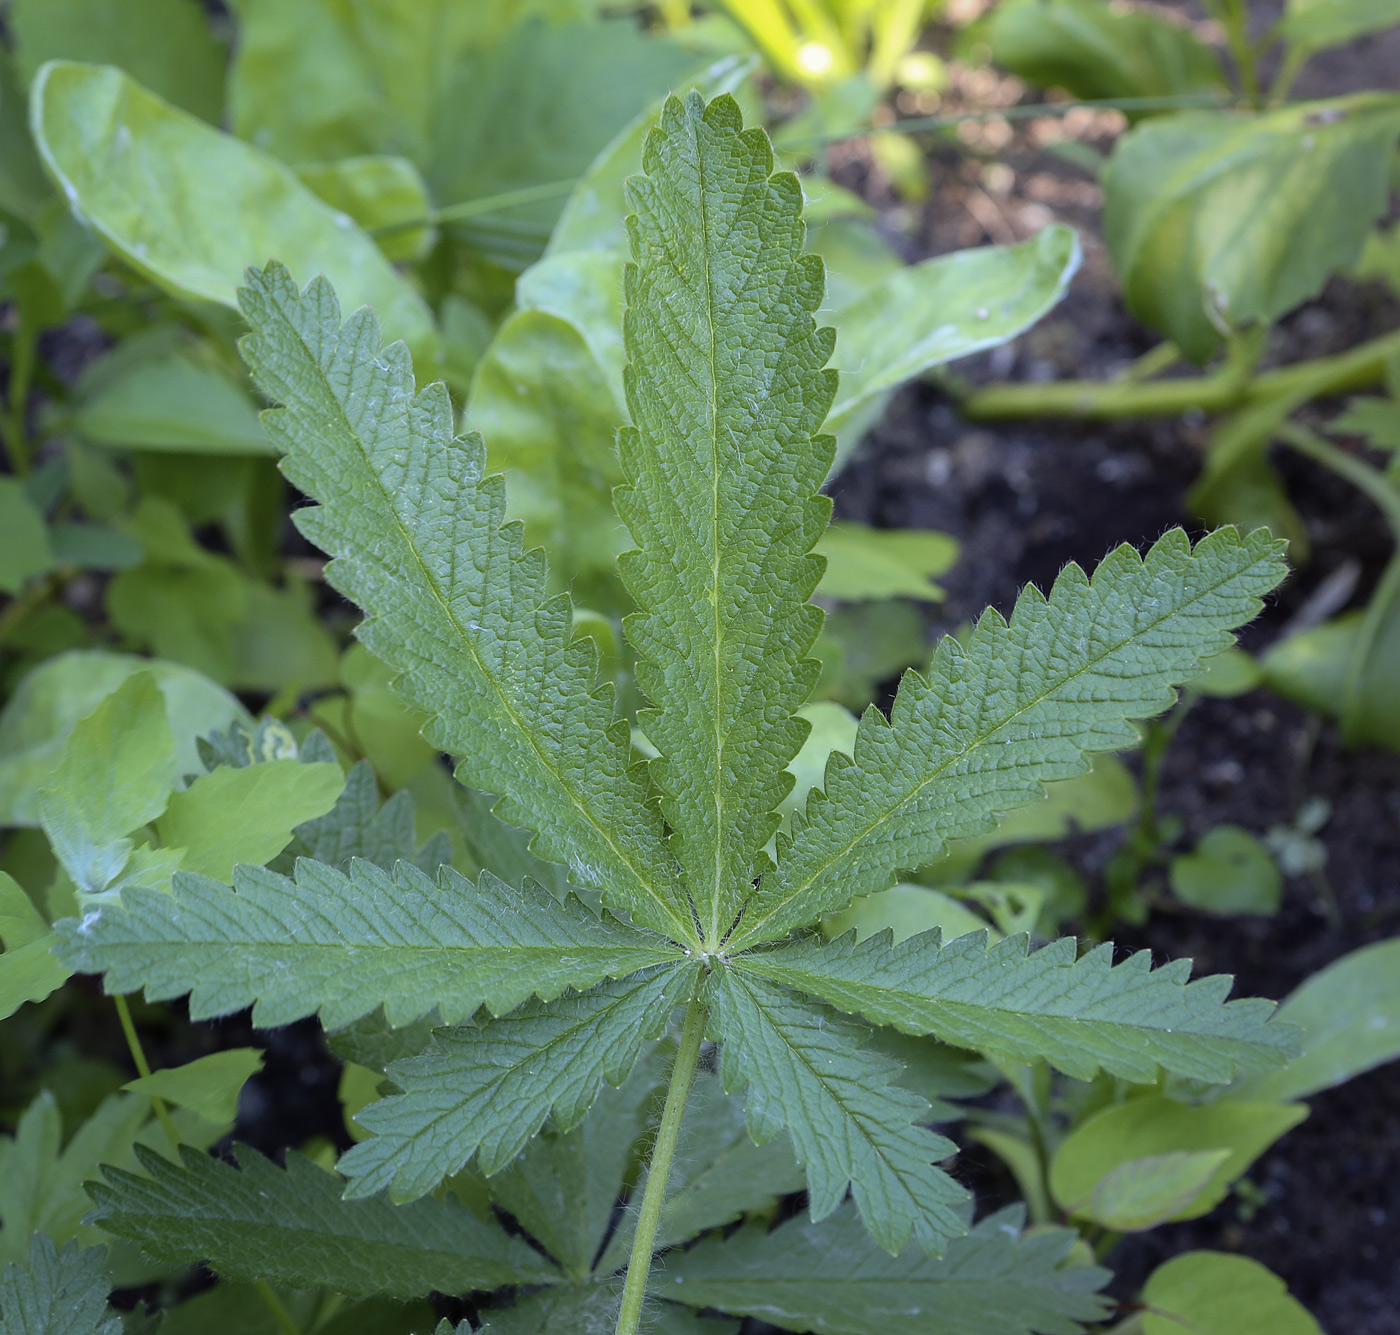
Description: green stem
615,993,709,1335
1120,341,1181,383
1275,422,1400,540
0,575,55,651
960,326,1400,423
1218,0,1260,97
113,994,181,1149
372,178,579,238
3,318,38,474
254,1280,302,1335
1269,41,1310,101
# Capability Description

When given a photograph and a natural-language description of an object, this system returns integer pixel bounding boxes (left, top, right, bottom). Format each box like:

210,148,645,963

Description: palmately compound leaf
0,1234,120,1335
730,528,1286,949
340,962,699,1201
657,1203,1110,1335
705,969,966,1255
86,1146,555,1299
737,929,1295,1084
237,262,694,945
616,92,834,945
55,860,683,1029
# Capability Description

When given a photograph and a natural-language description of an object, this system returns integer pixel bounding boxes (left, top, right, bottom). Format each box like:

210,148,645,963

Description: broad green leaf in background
124,1049,263,1124
1231,937,1400,1102
425,20,698,269
548,54,759,258
238,262,692,943
1103,95,1400,361
824,884,997,945
732,529,1286,949
823,225,1080,466
57,863,685,1029
88,1146,556,1299
1169,825,1282,916
0,651,249,827
814,523,959,602
705,969,966,1255
988,0,1225,104
296,155,435,262
0,475,53,594
1280,0,1400,52
71,347,272,456
657,1204,1110,1335
616,92,835,943
154,758,345,881
31,61,435,356
0,872,68,1020
1141,1252,1321,1335
340,963,698,1200
741,930,1295,1083
11,0,226,122
1261,587,1400,752
468,310,630,601
226,0,598,165
1049,1095,1306,1222
36,673,176,900
158,1286,437,1335
0,1235,120,1335
1070,1149,1231,1232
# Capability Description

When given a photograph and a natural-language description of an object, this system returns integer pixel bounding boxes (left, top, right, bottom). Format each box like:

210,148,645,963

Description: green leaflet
31,62,434,358
1102,95,1400,361
55,861,684,1028
37,672,176,901
123,1049,264,1125
482,1284,737,1335
0,873,68,1021
705,969,966,1255
0,475,53,595
729,528,1286,950
0,1235,120,1335
617,93,834,943
1141,1252,1321,1335
154,758,345,881
11,0,226,123
237,262,694,945
341,963,699,1200
276,759,449,874
87,1146,555,1299
658,1204,1110,1335
735,929,1296,1083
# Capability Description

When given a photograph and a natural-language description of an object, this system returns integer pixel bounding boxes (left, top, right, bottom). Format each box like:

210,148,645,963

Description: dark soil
823,16,1400,1328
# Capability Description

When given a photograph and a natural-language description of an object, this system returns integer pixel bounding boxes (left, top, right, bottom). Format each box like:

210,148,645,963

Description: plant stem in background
112,994,181,1149
958,327,1400,422
1276,422,1400,539
254,1280,302,1335
614,992,709,1335
2,319,38,475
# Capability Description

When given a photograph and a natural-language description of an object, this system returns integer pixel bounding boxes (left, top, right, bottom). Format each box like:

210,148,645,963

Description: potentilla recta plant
58,93,1296,1335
